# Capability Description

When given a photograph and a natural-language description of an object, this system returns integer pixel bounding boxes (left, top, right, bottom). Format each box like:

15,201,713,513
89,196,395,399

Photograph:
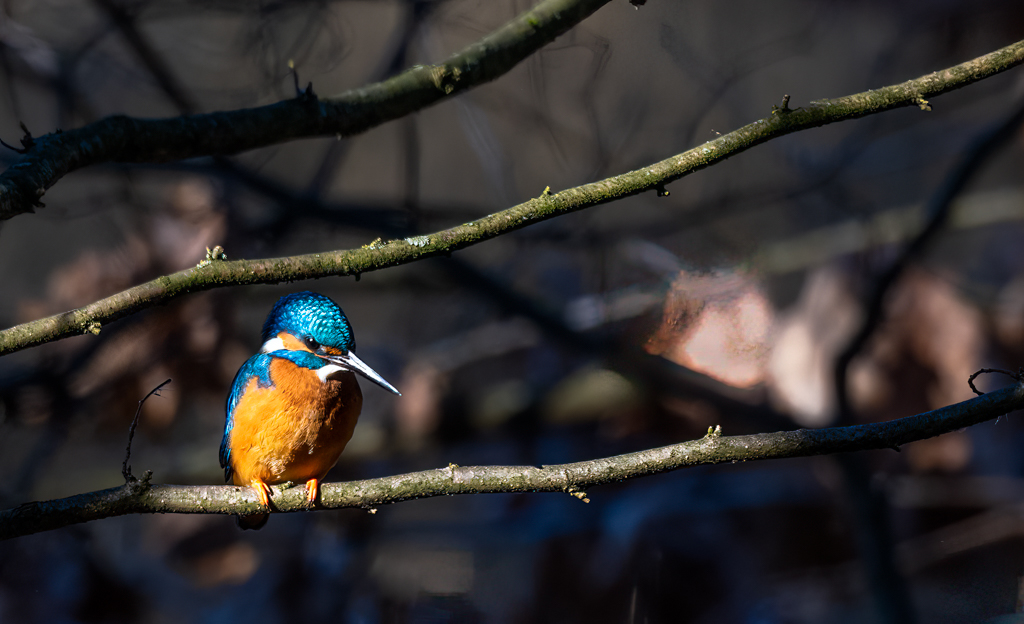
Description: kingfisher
220,291,400,530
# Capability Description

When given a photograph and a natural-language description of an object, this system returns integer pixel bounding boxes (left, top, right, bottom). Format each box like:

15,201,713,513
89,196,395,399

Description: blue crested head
261,291,355,353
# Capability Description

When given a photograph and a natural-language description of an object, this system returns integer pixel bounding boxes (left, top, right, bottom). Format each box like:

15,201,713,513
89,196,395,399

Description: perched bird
221,291,400,529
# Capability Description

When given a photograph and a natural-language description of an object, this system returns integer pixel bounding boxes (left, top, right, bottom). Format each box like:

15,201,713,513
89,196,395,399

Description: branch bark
2,37,1024,356
0,0,613,221
2,382,1020,540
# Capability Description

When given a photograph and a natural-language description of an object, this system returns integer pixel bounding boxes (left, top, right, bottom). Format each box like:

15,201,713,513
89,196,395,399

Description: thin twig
290,60,301,98
121,379,171,483
0,137,26,154
93,0,198,115
968,368,1021,396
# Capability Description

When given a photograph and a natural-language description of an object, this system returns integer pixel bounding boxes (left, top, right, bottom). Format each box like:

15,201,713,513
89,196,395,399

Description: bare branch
0,0,614,221
2,382,1021,540
824,92,1024,624
834,95,1024,423
2,38,1024,356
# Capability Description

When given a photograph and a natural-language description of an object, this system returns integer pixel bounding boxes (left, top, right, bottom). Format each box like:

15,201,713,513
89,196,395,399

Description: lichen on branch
2,37,1024,356
1,383,1020,540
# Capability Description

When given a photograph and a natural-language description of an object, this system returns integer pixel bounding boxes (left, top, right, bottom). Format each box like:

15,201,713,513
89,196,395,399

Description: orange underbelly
228,360,363,486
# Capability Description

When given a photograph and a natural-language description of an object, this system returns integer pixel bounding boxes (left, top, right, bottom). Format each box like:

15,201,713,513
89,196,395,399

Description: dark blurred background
2,0,1024,622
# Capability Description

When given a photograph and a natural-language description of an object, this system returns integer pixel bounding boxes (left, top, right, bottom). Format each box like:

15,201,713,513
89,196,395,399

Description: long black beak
325,351,401,395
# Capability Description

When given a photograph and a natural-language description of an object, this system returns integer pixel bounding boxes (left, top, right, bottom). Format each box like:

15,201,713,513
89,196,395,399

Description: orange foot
305,478,319,507
251,479,272,508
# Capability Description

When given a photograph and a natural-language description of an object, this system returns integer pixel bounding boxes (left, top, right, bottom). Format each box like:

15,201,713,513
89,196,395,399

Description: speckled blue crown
261,291,355,352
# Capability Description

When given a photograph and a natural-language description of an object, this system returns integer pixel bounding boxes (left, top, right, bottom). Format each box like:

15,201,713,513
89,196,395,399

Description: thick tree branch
2,382,1020,540
0,0,613,221
2,38,1024,356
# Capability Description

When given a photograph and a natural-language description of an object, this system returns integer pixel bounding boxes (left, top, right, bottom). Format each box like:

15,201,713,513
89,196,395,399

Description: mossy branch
1,382,1020,540
2,37,1024,356
0,0,613,221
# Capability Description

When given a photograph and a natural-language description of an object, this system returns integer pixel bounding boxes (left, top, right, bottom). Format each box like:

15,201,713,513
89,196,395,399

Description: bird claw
252,480,272,509
305,478,319,508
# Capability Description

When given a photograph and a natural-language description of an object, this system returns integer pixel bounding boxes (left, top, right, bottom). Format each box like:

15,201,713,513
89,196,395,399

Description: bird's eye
303,336,320,351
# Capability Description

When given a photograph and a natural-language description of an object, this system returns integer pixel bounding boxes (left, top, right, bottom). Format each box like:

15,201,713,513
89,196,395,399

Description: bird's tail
235,513,269,530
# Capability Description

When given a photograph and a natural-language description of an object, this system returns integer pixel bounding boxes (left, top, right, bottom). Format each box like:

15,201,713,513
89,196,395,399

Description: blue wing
221,353,274,482
220,349,328,481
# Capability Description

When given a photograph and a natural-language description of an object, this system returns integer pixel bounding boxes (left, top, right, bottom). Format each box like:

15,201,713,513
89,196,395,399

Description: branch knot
196,246,227,268
125,470,153,496
430,64,462,95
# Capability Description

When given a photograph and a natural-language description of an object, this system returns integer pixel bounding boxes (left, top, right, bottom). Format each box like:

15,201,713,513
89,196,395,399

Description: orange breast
227,357,363,487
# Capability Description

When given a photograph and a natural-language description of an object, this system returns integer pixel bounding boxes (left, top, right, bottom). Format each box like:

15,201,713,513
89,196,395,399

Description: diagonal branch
834,95,1024,424
93,0,199,115
0,0,614,221
2,37,1024,357
2,382,1020,540
825,91,1024,624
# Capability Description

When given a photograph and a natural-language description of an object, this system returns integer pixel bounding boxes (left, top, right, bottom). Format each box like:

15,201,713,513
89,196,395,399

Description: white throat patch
316,363,346,382
259,337,286,353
